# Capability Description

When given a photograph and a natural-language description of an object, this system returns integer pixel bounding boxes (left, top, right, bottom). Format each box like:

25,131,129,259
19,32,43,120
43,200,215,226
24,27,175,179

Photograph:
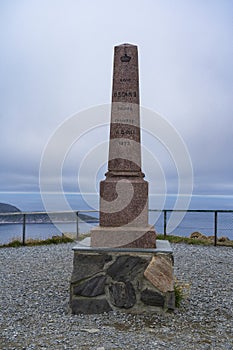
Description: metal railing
0,210,98,245
0,209,232,246
149,209,233,246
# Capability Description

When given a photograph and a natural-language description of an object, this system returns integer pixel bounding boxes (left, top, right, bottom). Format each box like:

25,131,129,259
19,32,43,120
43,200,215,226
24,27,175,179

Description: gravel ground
0,242,232,350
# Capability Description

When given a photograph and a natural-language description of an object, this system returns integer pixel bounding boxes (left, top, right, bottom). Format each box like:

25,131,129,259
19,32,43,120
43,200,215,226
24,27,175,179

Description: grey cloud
0,0,232,195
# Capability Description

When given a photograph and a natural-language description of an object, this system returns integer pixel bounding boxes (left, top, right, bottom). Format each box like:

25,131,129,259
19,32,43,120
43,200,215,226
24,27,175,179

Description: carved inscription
113,91,137,98
115,129,134,136
115,119,134,124
118,141,130,146
110,123,140,144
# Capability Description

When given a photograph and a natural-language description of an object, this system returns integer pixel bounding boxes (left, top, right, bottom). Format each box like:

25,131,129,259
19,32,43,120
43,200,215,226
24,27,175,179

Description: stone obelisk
91,43,156,248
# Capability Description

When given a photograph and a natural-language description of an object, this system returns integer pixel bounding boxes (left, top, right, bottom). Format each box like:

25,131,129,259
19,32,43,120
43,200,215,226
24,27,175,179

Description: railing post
22,213,26,246
214,211,218,246
164,210,167,238
76,211,79,240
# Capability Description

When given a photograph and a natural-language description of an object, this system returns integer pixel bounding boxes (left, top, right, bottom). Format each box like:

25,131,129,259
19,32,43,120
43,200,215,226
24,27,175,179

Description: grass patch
174,284,184,308
2,232,232,248
3,239,23,248
216,240,233,247
0,235,74,248
156,233,212,245
174,278,191,308
157,233,233,247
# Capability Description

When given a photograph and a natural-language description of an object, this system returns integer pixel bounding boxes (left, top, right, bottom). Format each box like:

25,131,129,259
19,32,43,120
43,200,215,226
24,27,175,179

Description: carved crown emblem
120,54,131,63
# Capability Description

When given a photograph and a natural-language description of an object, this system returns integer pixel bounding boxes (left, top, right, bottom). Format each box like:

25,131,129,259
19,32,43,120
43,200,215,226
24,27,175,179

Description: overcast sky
0,0,232,196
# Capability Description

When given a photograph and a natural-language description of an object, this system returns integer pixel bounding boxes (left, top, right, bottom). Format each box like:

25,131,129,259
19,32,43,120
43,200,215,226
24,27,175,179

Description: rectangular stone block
91,225,156,248
70,242,175,315
99,176,149,227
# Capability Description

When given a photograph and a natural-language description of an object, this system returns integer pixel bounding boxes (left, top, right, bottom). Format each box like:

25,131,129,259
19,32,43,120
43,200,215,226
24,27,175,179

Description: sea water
0,192,232,244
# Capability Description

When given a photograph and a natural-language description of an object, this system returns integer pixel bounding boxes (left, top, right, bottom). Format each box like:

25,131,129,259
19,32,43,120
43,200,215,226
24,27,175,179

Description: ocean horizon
1,191,233,212
0,192,232,244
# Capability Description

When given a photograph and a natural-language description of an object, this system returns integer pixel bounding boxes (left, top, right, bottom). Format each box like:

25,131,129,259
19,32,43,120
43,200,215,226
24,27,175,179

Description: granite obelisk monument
91,43,156,248
70,44,174,315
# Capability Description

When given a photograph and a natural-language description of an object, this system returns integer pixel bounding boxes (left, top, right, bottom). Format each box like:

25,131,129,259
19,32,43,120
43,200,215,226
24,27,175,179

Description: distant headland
0,202,96,224
0,203,21,213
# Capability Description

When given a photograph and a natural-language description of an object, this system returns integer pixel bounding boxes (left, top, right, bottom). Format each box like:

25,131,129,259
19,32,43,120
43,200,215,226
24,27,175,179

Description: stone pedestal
70,239,175,314
91,174,156,248
99,175,148,227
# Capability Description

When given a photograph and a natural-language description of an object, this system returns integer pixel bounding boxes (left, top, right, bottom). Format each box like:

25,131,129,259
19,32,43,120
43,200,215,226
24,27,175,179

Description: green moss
174,278,191,308
174,285,183,307
156,234,212,245
174,283,184,308
4,240,23,248
0,235,74,248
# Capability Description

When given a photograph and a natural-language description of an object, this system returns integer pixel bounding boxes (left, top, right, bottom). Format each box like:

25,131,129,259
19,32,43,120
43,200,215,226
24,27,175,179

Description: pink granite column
91,44,156,248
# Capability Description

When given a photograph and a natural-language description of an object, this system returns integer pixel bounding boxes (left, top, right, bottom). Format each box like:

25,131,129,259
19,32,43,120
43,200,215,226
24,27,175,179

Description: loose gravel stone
0,243,232,349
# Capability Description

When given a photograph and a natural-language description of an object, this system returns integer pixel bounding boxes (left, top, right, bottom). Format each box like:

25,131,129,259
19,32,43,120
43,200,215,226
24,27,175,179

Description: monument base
70,239,175,314
90,225,156,248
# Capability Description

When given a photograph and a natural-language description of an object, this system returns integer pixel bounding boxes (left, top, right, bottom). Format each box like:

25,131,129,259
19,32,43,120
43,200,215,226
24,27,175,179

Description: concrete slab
73,238,173,254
